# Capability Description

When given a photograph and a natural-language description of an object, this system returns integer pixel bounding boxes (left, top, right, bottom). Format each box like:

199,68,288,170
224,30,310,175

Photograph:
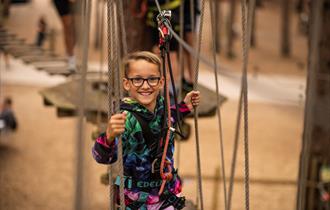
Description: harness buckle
151,158,161,174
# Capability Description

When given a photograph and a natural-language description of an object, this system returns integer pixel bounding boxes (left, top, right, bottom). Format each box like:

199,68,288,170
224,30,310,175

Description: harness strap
129,111,167,172
125,191,185,210
115,176,163,191
160,191,186,210
129,111,159,155
126,201,145,210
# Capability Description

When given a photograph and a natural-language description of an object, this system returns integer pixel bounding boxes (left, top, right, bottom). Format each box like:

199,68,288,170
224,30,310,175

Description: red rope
158,57,173,195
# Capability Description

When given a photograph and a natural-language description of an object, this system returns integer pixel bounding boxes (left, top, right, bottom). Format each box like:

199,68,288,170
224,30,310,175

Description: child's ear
123,78,130,91
159,76,165,88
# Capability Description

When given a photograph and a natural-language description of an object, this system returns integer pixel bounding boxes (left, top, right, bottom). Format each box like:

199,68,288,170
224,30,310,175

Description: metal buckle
151,158,159,173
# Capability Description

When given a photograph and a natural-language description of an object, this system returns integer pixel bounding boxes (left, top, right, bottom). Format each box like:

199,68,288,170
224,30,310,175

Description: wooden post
226,0,237,58
281,0,291,57
296,0,330,209
250,3,256,48
93,0,101,49
214,0,221,53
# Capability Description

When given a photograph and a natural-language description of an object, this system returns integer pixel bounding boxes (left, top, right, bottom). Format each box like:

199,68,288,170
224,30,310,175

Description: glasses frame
126,76,161,88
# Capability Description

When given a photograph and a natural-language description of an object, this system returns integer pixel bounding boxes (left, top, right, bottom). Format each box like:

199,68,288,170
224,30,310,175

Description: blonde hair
123,51,161,77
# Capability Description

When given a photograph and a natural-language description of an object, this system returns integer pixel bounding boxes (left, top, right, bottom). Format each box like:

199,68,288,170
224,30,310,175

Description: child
35,16,47,47
92,51,200,210
0,97,18,132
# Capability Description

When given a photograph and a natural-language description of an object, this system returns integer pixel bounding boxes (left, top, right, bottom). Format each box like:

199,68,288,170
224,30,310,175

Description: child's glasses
127,77,161,87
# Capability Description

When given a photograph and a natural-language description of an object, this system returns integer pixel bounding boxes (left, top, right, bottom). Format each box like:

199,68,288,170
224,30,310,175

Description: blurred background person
52,0,76,71
35,15,47,47
0,97,18,132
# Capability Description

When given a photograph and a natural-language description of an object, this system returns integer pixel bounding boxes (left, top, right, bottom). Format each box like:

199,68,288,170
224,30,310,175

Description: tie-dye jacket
92,96,191,204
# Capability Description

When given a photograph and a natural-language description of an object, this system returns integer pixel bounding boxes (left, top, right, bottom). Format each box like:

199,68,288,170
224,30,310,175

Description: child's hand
184,90,201,111
106,111,127,144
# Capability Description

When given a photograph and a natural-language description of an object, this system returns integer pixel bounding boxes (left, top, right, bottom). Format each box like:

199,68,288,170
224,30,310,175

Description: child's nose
141,80,150,89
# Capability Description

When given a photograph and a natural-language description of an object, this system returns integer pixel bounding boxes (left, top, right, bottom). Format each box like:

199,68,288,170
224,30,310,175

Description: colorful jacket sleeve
170,101,191,124
92,132,118,164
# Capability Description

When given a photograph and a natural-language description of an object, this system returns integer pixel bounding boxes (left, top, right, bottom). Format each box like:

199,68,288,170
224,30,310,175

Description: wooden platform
39,78,226,124
0,27,71,77
21,55,67,63
40,66,75,76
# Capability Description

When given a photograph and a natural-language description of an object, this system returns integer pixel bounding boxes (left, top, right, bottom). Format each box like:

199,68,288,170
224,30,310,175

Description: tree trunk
122,0,153,53
296,0,330,210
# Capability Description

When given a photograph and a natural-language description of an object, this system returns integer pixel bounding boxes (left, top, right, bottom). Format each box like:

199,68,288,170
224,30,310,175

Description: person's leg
61,14,75,57
181,0,198,89
183,32,194,84
4,52,9,70
169,51,180,89
53,0,76,70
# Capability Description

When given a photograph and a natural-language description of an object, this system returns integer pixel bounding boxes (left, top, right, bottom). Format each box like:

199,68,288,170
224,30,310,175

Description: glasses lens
148,77,160,86
132,78,144,86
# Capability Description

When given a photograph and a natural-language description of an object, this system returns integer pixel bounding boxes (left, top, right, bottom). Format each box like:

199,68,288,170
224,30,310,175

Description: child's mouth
139,92,152,96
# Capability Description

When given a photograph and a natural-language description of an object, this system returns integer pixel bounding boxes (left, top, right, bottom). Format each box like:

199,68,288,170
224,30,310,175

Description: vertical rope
297,0,323,209
74,0,92,210
190,0,195,32
227,1,254,210
176,0,185,171
209,1,228,210
192,0,206,209
106,0,115,209
227,89,243,210
113,1,125,208
241,1,250,209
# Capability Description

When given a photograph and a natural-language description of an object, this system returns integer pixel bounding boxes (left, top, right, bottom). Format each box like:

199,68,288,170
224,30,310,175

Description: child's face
123,59,164,111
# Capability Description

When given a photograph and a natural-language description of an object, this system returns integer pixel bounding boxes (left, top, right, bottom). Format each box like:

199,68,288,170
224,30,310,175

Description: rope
154,0,206,208
190,0,195,32
158,17,237,79
108,0,126,209
115,3,129,205
106,0,115,209
176,0,185,170
297,0,323,209
187,0,199,205
115,4,126,210
191,0,206,208
227,1,255,210
158,46,174,195
209,1,228,210
74,0,92,210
